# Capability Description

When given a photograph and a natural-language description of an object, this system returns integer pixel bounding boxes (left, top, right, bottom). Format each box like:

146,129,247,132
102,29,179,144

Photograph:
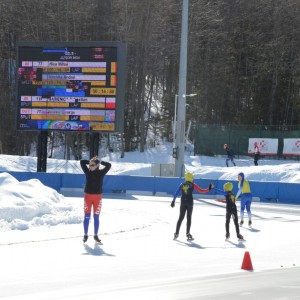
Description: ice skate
173,233,179,240
186,233,194,241
237,233,245,241
83,235,88,243
239,219,244,226
225,232,230,240
94,235,103,245
248,219,252,227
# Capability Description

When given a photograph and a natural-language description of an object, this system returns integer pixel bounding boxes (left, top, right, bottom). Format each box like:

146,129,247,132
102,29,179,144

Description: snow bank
0,173,81,231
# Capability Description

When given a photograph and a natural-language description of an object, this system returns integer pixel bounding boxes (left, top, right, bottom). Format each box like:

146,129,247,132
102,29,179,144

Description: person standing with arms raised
80,156,111,244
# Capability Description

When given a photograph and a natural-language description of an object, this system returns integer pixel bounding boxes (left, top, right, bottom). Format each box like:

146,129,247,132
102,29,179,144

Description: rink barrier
2,171,300,204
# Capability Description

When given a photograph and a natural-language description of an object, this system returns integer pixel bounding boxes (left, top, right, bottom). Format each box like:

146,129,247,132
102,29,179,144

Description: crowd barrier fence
3,171,300,205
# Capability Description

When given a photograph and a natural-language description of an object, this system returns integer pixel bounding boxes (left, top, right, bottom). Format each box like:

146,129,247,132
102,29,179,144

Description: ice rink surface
1,194,300,300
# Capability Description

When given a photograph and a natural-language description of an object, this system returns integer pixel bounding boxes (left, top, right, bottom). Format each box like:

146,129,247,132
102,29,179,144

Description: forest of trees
1,0,300,157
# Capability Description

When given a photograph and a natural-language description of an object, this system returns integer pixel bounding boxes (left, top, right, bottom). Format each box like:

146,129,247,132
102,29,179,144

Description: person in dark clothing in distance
80,156,111,243
171,173,210,241
224,144,236,167
254,142,260,166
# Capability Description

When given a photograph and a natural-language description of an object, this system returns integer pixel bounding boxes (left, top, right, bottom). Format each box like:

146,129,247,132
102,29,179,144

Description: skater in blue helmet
171,173,211,241
236,172,252,226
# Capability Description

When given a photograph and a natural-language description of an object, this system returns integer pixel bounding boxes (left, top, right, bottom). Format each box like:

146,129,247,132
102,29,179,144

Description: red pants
84,193,102,214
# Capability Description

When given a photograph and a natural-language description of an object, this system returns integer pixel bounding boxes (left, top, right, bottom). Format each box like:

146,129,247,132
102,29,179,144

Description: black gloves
171,201,175,208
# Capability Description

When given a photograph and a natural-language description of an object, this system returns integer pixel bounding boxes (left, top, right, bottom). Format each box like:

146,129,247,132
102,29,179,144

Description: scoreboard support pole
37,131,48,172
89,132,100,159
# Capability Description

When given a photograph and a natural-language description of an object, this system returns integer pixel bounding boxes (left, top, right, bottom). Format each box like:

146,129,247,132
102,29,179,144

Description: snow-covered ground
0,143,300,299
1,142,300,182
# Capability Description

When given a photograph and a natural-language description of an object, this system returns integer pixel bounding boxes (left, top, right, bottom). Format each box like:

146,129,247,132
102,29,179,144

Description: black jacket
225,147,234,158
80,160,111,194
225,191,237,213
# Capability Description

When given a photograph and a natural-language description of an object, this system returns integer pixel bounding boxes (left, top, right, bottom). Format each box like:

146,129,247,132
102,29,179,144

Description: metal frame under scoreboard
16,41,126,133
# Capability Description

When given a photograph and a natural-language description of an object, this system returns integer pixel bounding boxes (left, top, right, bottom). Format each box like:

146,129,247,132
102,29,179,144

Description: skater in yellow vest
236,172,252,227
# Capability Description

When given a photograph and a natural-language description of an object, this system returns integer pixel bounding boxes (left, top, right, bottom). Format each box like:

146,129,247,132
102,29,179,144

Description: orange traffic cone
241,251,254,271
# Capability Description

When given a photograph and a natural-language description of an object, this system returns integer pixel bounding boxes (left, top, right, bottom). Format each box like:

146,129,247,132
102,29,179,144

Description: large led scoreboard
16,42,126,132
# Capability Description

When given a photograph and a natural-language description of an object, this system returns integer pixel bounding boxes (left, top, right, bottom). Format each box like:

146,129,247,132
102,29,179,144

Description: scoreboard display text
17,42,125,132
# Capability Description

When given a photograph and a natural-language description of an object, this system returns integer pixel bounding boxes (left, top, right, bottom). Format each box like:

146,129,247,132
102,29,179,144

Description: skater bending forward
210,182,243,240
171,173,210,241
80,156,111,243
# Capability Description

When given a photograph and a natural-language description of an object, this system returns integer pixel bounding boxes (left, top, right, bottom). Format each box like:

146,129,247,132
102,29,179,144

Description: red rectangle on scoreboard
106,102,115,109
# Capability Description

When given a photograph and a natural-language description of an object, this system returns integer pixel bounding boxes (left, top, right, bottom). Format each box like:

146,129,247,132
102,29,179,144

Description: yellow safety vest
238,180,251,194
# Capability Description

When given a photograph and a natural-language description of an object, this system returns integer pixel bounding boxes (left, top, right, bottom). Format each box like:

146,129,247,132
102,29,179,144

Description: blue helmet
238,172,244,180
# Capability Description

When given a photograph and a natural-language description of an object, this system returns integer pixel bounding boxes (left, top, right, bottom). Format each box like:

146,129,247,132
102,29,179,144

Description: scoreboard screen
16,42,126,132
